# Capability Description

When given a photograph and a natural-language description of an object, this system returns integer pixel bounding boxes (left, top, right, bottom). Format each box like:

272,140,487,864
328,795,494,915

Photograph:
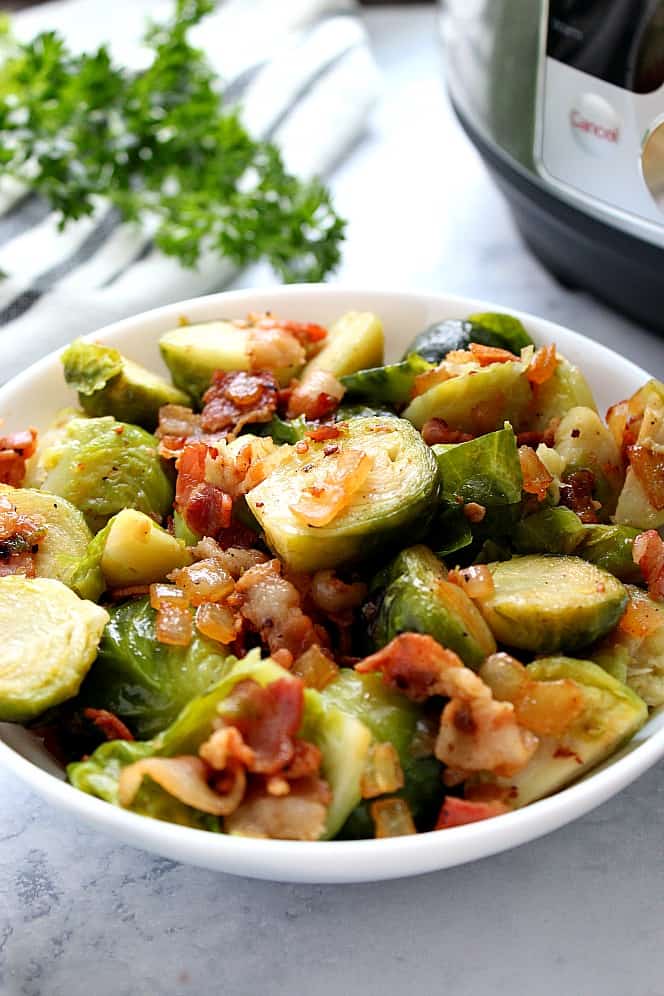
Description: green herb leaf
0,0,345,282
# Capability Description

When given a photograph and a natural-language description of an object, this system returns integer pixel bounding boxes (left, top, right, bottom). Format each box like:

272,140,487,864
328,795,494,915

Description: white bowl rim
0,282,660,884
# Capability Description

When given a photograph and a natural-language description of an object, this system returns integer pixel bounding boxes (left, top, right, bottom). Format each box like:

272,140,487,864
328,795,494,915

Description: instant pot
441,0,664,331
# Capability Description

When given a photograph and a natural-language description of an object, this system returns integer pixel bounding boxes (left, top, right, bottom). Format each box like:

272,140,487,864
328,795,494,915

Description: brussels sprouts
405,313,533,364
301,311,384,380
173,510,201,547
554,407,624,519
77,597,232,739
474,656,647,806
615,394,664,530
513,507,586,556
246,416,440,573
61,340,190,430
402,359,532,433
252,414,308,445
0,483,93,590
527,356,596,430
334,403,398,421
0,576,108,722
433,425,522,507
340,354,432,406
475,555,628,653
370,545,496,668
593,586,664,707
40,416,174,532
578,524,644,582
321,669,443,836
71,650,373,838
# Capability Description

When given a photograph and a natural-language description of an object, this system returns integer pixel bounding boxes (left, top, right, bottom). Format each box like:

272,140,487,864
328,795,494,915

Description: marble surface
2,7,664,996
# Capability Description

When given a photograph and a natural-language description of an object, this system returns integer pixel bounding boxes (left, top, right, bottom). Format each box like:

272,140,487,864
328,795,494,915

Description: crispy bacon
469,342,518,366
0,494,46,576
287,369,345,421
0,550,36,577
247,325,306,373
205,435,286,499
219,678,303,774
175,442,233,537
519,445,553,501
200,369,279,439
83,708,134,742
306,424,342,442
421,418,474,445
281,740,323,781
526,344,558,385
192,540,268,578
559,469,599,523
310,569,366,615
435,796,509,830
235,559,320,658
633,530,664,601
0,427,37,486
247,313,328,348
356,634,537,777
118,756,244,816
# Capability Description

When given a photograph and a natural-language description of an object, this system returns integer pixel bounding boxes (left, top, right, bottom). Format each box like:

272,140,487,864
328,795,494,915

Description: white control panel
537,57,664,235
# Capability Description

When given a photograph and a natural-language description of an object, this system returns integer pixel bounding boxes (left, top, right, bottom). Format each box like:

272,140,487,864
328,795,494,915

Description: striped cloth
0,0,379,383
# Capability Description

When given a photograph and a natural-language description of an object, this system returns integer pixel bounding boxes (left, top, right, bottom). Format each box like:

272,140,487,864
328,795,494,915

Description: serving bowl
1,284,662,883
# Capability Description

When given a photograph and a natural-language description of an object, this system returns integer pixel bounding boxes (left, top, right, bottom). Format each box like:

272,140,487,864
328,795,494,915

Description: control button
642,120,664,213
569,93,621,155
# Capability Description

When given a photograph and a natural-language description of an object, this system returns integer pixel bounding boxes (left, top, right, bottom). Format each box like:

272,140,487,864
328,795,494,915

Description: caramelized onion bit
370,797,416,838
360,742,405,799
480,652,584,737
469,342,518,366
169,559,235,604
527,344,558,385
519,445,553,501
225,776,330,841
448,564,494,600
633,529,664,601
195,602,237,644
290,449,372,527
118,756,243,816
291,644,339,690
627,444,664,510
619,589,662,636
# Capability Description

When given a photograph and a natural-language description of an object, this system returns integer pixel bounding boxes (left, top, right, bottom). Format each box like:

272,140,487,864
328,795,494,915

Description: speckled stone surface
2,8,664,996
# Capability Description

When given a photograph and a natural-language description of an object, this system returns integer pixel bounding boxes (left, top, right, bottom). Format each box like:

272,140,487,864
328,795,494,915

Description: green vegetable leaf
62,340,123,396
340,354,433,405
466,312,533,352
0,0,345,282
433,425,523,507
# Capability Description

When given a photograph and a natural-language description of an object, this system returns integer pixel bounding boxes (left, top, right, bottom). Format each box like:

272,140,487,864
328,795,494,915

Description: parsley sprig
0,0,345,282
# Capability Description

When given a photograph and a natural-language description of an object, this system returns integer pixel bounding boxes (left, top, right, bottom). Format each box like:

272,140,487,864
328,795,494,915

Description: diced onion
519,445,553,500
291,645,339,690
195,602,237,644
149,582,189,611
155,602,194,646
514,679,584,736
360,742,405,799
169,559,235,605
370,797,416,838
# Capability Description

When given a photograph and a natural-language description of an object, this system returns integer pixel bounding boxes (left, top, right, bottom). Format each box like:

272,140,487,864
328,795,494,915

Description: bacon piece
469,342,518,366
627,444,664,510
224,775,330,840
198,725,255,771
356,634,537,776
526,344,558,385
519,445,553,501
0,550,36,577
559,469,599,523
220,678,303,774
247,325,306,374
247,313,327,348
205,435,286,499
192,540,268,578
235,559,320,658
412,366,452,398
306,425,342,442
310,569,366,614
421,418,474,445
281,740,323,781
84,708,134,742
184,484,233,536
287,369,345,421
118,756,245,816
633,530,664,601
435,796,509,830
462,502,486,524
0,494,46,575
200,369,279,439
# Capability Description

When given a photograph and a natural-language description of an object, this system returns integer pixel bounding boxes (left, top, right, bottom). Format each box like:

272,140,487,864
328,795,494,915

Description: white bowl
1,284,662,884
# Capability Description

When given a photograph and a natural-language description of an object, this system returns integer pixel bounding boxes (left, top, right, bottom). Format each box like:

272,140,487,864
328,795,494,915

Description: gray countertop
3,7,664,996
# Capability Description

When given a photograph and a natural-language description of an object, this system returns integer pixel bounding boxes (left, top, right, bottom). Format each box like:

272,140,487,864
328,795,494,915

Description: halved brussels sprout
514,508,643,581
71,650,372,838
339,354,432,405
402,360,532,433
554,407,624,519
474,656,647,807
246,416,439,572
475,555,628,653
77,596,233,739
370,545,496,668
433,424,522,507
0,576,109,722
321,669,443,836
301,311,384,380
0,484,93,588
61,340,190,430
404,313,533,364
40,416,174,532
527,356,596,430
593,586,664,707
